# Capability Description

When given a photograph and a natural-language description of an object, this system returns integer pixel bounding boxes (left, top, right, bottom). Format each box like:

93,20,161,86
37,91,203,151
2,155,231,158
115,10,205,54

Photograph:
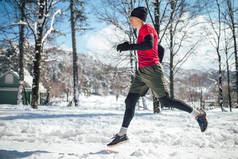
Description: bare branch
42,9,61,43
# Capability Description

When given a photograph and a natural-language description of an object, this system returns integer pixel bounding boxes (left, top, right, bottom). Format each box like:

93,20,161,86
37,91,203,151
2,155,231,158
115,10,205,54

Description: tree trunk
31,0,45,109
233,30,238,104
226,0,238,104
224,17,232,112
129,35,135,80
142,97,148,110
45,88,50,105
169,1,175,99
129,0,136,80
153,95,160,113
70,0,80,106
200,89,203,109
169,52,174,99
216,0,224,112
154,0,160,37
231,16,238,105
233,28,238,104
217,52,224,111
225,51,232,112
152,0,161,113
17,1,25,105
169,26,174,99
130,50,134,80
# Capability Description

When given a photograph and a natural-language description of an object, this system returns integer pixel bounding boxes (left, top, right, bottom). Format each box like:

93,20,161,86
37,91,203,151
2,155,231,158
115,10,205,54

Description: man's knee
125,93,140,109
158,94,171,107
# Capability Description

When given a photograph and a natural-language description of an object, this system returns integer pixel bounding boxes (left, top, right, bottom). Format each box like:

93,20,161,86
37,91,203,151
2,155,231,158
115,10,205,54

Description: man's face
130,16,142,29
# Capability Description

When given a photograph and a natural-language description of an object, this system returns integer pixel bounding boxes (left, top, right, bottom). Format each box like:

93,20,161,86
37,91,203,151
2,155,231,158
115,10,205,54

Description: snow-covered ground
0,95,238,159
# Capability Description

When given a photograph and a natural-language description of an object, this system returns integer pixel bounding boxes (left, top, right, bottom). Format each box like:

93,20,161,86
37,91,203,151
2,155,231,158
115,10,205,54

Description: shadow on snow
0,150,49,159
0,113,122,120
0,112,157,121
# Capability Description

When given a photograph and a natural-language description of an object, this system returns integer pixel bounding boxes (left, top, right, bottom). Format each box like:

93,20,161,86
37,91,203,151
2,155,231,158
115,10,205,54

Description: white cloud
85,16,235,71
162,15,235,71
86,24,129,67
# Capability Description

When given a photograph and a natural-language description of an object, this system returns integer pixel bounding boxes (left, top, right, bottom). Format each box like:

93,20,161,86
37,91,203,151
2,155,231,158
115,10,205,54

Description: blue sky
53,0,109,53
1,0,237,54
0,0,237,71
0,0,107,53
54,12,107,53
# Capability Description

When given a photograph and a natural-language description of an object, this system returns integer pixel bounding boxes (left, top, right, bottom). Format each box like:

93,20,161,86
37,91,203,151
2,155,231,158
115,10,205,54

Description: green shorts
129,63,168,98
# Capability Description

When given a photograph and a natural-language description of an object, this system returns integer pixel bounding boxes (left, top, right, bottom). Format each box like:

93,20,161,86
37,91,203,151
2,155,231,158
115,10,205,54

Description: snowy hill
44,47,235,102
44,47,131,97
1,43,234,103
0,95,238,159
160,63,236,102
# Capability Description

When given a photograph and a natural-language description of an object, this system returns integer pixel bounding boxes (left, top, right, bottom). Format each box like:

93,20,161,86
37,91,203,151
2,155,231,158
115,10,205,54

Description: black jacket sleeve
129,34,154,51
158,44,164,62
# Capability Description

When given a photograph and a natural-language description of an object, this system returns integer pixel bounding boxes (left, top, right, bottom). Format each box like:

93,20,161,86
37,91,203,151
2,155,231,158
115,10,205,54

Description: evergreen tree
17,0,26,105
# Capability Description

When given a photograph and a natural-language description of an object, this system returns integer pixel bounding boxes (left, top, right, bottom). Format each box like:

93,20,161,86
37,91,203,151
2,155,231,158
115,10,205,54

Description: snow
24,69,46,93
0,95,238,159
12,20,28,26
42,9,61,43
37,17,45,25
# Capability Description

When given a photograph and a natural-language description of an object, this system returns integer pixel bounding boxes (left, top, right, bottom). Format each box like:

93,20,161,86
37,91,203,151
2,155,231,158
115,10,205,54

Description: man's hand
117,42,131,52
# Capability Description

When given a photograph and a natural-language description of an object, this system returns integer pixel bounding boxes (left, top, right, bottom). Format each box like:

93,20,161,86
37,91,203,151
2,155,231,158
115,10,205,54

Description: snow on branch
11,20,28,26
52,0,60,6
42,9,61,43
34,22,37,37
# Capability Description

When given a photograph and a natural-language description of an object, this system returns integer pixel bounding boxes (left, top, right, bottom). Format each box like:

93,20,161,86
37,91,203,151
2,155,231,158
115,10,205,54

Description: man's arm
130,34,154,51
117,34,154,52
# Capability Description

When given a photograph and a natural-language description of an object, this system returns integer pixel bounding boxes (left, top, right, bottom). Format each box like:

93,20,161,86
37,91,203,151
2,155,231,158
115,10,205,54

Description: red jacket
137,24,159,68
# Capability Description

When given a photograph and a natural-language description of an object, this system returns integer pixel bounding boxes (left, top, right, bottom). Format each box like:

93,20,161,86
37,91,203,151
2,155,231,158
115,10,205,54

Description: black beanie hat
130,7,147,22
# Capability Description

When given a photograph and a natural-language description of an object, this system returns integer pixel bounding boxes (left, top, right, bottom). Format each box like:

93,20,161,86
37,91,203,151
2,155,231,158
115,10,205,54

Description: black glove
158,44,164,63
117,42,131,52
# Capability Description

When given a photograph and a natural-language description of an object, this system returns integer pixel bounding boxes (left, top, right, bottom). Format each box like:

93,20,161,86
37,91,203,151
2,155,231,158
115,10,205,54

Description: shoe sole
105,149,119,153
195,110,208,132
107,140,130,148
201,118,208,132
200,111,208,132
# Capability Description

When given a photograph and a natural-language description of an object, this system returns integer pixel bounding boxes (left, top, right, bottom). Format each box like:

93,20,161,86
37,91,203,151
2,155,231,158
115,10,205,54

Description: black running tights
122,93,193,128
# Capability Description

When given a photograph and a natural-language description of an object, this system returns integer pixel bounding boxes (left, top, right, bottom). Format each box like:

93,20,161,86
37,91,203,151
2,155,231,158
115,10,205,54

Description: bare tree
70,0,80,106
147,0,202,102
16,0,26,105
165,0,200,99
29,0,61,109
67,0,88,106
225,51,232,111
145,0,170,44
206,0,225,111
92,0,139,72
223,26,233,111
93,0,152,109
224,0,238,104
31,0,46,108
92,2,136,83
145,0,170,113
